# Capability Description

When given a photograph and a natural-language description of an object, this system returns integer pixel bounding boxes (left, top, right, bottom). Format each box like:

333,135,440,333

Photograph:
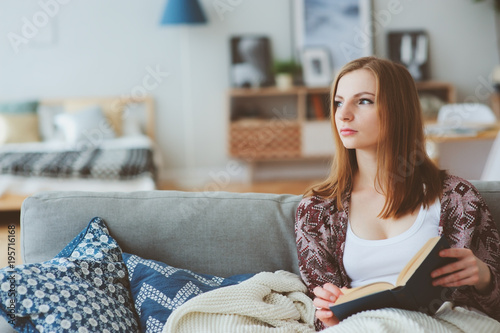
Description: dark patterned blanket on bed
0,148,156,180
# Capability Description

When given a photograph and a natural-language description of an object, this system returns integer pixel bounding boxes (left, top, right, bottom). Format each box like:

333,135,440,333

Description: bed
0,95,160,211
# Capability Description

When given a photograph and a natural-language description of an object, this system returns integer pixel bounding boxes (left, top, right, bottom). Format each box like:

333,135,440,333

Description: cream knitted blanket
322,302,500,333
162,270,316,333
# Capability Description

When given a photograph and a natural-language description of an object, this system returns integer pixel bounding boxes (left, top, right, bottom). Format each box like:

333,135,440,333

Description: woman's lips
340,128,357,136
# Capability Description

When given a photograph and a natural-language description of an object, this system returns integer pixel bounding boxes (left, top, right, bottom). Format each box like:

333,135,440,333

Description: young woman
295,57,500,330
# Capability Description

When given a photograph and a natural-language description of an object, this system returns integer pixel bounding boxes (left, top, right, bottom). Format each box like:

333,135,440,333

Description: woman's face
334,69,380,153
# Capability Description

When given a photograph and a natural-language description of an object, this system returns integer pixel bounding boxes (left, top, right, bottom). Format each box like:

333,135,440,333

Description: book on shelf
311,94,326,120
330,236,455,321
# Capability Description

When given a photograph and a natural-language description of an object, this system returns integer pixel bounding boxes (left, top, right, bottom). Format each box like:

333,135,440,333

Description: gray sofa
2,180,500,332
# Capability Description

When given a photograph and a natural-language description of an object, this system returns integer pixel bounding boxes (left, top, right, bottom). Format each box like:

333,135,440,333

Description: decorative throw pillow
123,253,254,333
53,105,116,148
0,217,140,333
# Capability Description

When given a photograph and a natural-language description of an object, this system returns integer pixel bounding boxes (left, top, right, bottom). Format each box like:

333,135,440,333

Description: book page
334,282,395,305
396,236,440,286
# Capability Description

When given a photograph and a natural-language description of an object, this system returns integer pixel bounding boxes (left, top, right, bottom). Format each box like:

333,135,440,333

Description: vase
275,73,293,90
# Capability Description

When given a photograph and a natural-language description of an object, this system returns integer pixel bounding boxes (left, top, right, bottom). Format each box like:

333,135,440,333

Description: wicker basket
229,119,301,160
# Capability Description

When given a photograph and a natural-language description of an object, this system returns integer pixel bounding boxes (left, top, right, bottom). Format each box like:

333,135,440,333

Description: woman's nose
336,103,353,121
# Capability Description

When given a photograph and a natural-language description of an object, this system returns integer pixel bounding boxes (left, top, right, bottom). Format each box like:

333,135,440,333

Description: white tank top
343,199,441,288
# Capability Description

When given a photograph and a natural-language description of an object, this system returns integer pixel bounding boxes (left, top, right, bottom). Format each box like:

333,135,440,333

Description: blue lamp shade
160,0,207,25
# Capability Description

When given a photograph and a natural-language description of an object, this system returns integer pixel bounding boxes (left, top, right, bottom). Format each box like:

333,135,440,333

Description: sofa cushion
0,217,139,332
123,253,253,332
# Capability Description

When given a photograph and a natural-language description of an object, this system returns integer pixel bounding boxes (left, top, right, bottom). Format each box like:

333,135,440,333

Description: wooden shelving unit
227,81,456,181
415,81,456,104
227,86,332,162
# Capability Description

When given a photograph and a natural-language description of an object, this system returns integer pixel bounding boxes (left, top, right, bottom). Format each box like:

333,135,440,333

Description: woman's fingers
432,249,473,277
313,297,334,310
431,248,492,292
313,283,344,327
433,265,478,286
316,307,340,327
313,283,343,304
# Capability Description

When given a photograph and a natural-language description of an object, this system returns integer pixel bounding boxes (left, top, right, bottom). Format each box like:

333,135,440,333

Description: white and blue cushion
0,217,139,333
123,253,254,333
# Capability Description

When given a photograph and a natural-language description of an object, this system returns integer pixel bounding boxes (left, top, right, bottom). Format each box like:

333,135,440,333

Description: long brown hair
305,57,446,218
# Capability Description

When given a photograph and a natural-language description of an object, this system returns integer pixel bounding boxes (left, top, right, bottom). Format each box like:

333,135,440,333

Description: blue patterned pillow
123,253,254,333
0,217,139,332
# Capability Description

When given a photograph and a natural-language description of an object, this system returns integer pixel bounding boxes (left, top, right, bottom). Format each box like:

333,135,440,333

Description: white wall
372,0,498,180
0,0,497,185
374,0,497,103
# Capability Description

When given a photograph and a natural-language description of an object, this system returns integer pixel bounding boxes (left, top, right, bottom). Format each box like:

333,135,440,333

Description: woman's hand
313,283,344,327
431,248,492,293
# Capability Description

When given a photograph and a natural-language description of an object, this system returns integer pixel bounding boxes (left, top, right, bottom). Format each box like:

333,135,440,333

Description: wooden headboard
39,95,156,141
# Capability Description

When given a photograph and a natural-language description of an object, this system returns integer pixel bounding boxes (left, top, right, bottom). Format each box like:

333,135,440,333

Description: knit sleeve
295,196,348,297
441,177,500,321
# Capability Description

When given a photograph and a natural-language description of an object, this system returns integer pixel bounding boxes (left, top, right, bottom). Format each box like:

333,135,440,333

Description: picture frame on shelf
229,35,275,88
387,30,430,81
302,47,333,87
293,0,373,75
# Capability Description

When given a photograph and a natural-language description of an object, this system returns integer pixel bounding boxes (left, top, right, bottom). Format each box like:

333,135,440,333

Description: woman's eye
359,98,373,105
334,101,343,108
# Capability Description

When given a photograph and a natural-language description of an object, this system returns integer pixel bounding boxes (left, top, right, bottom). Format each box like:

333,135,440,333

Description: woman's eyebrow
335,92,375,99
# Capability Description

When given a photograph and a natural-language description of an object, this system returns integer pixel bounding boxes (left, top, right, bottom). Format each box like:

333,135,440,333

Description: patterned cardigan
295,175,500,330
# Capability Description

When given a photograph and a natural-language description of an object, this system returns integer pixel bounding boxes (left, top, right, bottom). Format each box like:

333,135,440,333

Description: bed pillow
123,253,254,333
122,103,147,137
53,105,116,148
37,104,65,142
0,217,140,332
0,100,40,144
0,100,38,114
0,113,40,144
63,100,124,137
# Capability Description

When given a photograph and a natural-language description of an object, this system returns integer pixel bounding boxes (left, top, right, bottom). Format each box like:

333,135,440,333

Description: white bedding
0,135,154,153
0,135,161,196
0,174,156,196
322,302,500,333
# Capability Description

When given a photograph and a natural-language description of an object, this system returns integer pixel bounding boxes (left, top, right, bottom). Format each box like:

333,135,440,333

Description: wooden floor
0,211,21,268
159,178,322,195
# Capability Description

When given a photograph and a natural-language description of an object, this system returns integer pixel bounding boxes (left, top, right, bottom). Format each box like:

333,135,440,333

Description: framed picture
229,35,275,88
294,0,373,77
388,30,430,81
302,47,332,87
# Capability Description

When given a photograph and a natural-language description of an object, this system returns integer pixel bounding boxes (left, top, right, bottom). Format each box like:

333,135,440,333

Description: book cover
330,236,455,321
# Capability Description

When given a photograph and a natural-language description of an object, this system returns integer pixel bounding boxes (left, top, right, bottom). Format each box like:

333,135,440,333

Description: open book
330,237,455,321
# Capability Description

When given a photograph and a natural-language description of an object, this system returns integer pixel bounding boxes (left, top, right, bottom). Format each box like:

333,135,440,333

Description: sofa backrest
470,180,500,230
20,181,500,278
21,190,303,277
